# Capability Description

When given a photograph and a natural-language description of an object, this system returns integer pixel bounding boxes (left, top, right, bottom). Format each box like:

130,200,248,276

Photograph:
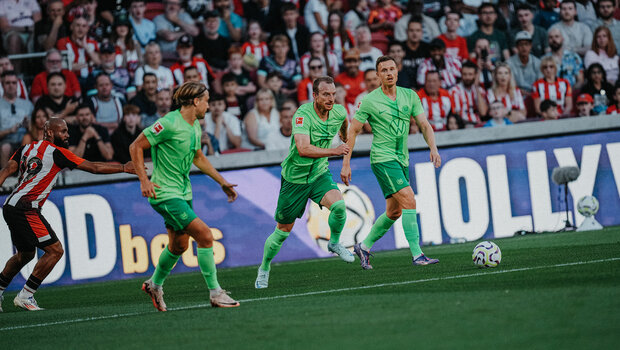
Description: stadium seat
145,2,165,20
371,32,389,54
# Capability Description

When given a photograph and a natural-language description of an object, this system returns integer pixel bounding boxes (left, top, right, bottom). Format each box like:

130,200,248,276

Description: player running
255,76,353,289
341,56,442,270
0,117,136,311
129,82,240,310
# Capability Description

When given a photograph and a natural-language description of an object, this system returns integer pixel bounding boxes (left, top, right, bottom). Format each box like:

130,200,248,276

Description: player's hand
122,161,137,174
140,180,160,199
221,182,238,202
333,144,350,156
340,164,351,185
430,149,441,168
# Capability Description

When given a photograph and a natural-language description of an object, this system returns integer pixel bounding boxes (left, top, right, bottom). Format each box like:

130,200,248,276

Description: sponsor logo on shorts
152,122,164,135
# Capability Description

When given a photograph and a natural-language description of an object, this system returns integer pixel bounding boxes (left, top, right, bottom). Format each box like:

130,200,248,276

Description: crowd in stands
0,0,619,167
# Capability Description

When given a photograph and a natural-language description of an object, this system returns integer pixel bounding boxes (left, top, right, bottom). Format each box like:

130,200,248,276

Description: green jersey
143,110,202,204
281,103,347,184
354,87,424,166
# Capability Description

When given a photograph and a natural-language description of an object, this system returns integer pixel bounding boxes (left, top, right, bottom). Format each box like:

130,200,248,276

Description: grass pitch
2,228,620,349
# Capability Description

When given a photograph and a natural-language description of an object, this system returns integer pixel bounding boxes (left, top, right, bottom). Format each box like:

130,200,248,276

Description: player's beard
54,136,69,148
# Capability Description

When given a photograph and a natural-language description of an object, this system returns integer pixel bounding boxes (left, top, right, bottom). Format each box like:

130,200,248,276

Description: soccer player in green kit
255,76,354,289
341,57,442,269
129,82,240,310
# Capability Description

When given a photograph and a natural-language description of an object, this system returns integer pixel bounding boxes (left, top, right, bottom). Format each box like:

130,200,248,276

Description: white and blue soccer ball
472,241,502,268
577,195,599,217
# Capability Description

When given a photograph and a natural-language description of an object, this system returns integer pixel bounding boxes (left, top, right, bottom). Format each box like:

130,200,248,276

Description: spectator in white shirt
134,42,175,90
584,26,619,84
203,93,242,153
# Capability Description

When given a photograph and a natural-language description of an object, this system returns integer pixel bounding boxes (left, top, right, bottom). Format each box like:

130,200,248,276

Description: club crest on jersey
295,117,304,127
152,122,164,135
26,157,42,174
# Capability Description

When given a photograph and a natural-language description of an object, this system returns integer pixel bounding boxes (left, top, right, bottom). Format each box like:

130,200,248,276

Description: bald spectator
545,28,585,88
31,50,81,104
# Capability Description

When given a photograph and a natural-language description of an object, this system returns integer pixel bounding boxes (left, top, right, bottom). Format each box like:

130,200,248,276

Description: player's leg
0,250,35,312
317,186,354,263
255,221,294,289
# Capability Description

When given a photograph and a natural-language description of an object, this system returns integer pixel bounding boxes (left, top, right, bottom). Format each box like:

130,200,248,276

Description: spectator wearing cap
507,31,542,94
90,42,133,99
418,71,454,132
577,93,595,116
532,56,573,117
111,104,143,163
594,0,620,50
394,0,440,43
539,99,559,120
274,3,310,62
585,26,620,84
335,48,365,106
129,0,156,49
438,12,469,61
417,38,462,90
194,10,231,71
57,15,101,83
0,71,33,167
550,0,593,56
31,49,82,104
544,28,584,88
606,84,620,114
134,42,174,90
483,100,514,127
438,0,478,38
111,11,142,77
213,0,243,42
0,0,41,57
467,3,510,62
35,0,69,51
129,72,158,122
509,4,548,58
88,73,125,133
170,34,217,90
153,0,199,58
297,56,324,104
204,93,242,153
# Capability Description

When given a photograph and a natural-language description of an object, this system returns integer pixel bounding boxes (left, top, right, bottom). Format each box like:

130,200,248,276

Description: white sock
18,288,34,299
209,287,223,297
360,242,371,252
413,254,423,260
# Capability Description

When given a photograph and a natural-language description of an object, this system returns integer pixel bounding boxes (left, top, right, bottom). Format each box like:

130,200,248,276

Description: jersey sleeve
9,146,25,162
143,117,174,146
292,107,310,136
411,90,425,116
53,147,85,170
353,96,371,123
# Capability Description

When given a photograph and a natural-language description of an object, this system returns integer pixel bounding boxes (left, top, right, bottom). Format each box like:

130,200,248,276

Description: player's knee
195,228,214,247
386,209,402,220
48,243,64,261
330,200,347,220
17,251,36,264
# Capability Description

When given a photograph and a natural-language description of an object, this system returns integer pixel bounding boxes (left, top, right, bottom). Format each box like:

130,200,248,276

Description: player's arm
129,133,159,198
338,118,349,143
340,119,364,185
0,159,18,187
76,160,136,174
193,149,238,202
295,134,349,159
414,112,441,168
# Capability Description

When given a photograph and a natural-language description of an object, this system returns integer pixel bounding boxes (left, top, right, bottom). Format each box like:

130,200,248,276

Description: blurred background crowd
0,0,619,167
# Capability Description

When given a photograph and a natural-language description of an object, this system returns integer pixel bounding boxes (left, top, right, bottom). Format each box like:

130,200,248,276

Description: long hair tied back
173,82,208,107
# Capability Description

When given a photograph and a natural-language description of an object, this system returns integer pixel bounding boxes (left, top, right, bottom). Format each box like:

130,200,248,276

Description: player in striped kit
418,71,454,131
532,56,573,117
0,118,136,311
449,61,488,125
417,39,462,90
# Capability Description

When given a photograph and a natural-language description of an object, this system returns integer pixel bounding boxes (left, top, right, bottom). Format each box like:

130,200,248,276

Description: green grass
2,228,620,349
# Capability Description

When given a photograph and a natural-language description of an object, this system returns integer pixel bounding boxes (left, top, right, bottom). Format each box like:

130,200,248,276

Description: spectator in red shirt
438,12,469,61
418,70,454,131
31,50,81,104
417,39,462,90
532,56,573,116
0,55,30,100
367,0,402,38
170,34,217,90
56,15,101,83
335,48,365,106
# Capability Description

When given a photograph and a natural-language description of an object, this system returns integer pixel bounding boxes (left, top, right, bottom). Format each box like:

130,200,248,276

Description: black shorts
2,205,59,252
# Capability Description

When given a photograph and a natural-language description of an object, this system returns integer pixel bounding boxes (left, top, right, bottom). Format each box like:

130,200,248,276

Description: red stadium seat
371,32,389,54
145,2,165,20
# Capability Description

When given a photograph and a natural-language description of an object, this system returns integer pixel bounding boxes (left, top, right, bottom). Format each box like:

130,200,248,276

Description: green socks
402,209,423,256
197,247,221,290
260,228,290,271
362,213,396,250
152,246,180,286
328,200,347,244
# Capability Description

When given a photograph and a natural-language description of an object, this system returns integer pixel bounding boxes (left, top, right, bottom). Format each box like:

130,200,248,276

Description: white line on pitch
2,257,619,332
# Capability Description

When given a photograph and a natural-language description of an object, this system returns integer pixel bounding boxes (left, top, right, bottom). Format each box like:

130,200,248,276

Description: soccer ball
577,195,599,217
472,241,501,268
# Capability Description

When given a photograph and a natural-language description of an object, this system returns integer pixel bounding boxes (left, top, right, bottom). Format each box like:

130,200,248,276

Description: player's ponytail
173,82,208,107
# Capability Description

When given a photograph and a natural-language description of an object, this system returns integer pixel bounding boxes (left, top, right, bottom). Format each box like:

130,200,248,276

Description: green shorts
274,172,339,224
371,160,410,198
151,198,197,232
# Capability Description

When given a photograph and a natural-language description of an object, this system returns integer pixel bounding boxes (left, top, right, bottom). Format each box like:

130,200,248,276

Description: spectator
533,0,561,30
387,41,414,88
368,0,402,38
129,72,157,122
242,88,280,150
585,26,620,84
153,0,199,57
129,0,156,49
68,104,114,162
241,21,270,67
326,11,355,65
0,56,28,100
507,31,542,93
35,0,68,51
417,70,453,131
335,48,365,105
183,66,201,82
576,0,598,30
214,0,243,42
301,32,339,78
472,38,495,89
134,42,175,90
550,0,593,56
394,0,440,43
171,34,217,89
450,61,488,125
486,63,527,123
495,0,518,32
438,0,478,37
355,25,383,72
446,114,465,130
142,88,172,128
111,104,142,163
354,68,380,108
438,12,469,61
298,57,325,104
222,73,246,119
31,50,82,104
582,63,614,114
0,71,32,167
402,18,430,88
0,0,41,56
606,84,620,114
532,57,573,117
417,38,462,89
275,3,310,61
344,0,369,33
265,99,295,150
304,0,329,34
74,0,111,44
244,0,282,35
194,11,231,71
484,100,514,127
226,46,257,100
34,72,79,122
510,4,548,58
594,0,620,50
539,99,559,119
21,107,49,145
88,74,125,132
111,11,142,77
90,42,132,99
204,93,242,153
257,35,301,96
467,3,510,62
577,93,595,116
266,72,287,110
546,28,584,88
56,15,101,83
